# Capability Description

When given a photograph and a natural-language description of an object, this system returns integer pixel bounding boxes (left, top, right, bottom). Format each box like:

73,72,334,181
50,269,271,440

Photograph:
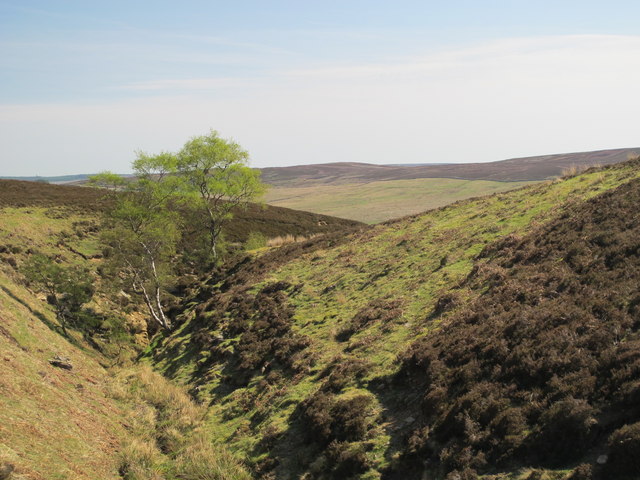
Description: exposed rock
49,355,73,370
0,462,14,480
596,454,608,465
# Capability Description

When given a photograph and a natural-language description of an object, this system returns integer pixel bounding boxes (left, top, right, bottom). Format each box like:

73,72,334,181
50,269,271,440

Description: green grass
0,204,253,480
0,271,128,480
149,162,640,478
264,177,535,223
3,162,634,478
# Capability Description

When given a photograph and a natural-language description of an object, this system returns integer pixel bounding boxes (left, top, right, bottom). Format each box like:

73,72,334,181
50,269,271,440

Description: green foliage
97,154,181,330
88,171,127,190
93,130,267,328
177,130,267,259
22,253,94,332
244,231,266,251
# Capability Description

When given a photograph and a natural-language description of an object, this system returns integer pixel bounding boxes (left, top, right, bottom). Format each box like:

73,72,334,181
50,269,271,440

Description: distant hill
260,147,639,186
0,174,94,184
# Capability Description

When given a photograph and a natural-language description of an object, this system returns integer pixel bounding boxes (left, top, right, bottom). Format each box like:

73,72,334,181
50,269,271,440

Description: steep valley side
147,159,640,479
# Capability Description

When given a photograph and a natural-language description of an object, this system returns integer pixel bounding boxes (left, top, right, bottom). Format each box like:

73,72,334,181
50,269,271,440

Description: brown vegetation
0,179,362,244
393,178,640,478
260,148,637,186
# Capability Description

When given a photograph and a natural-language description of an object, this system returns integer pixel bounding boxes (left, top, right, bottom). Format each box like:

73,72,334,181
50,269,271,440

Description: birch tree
90,152,180,330
177,130,265,260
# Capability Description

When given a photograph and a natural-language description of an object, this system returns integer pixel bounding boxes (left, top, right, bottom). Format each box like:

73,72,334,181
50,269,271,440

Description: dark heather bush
300,391,375,446
319,356,371,393
444,467,478,480
336,298,403,341
326,441,370,478
531,398,596,464
605,422,640,478
392,178,640,477
230,286,312,384
566,464,593,480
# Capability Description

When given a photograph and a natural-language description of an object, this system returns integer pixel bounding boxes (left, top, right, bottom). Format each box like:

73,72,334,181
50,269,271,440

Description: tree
90,131,265,330
22,254,94,334
90,152,181,330
177,130,266,260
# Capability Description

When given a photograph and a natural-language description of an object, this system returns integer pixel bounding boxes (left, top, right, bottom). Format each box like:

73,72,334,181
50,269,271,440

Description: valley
1,158,640,479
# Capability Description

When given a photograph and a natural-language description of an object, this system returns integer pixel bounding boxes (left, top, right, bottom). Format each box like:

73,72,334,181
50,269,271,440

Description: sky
1,1,640,176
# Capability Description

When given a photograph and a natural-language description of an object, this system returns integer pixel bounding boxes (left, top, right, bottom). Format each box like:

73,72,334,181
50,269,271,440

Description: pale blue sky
1,1,640,175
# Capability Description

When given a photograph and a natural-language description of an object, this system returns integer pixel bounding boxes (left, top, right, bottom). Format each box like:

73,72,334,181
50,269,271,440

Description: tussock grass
266,233,318,247
174,432,254,480
111,365,250,480
560,163,602,178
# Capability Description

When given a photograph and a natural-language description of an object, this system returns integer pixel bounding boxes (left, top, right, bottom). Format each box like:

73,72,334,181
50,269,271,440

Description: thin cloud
115,77,258,92
284,35,640,79
2,35,640,175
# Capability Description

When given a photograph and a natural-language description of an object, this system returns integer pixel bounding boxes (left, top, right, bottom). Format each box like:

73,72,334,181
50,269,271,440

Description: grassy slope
0,267,127,479
0,203,254,478
0,205,139,479
0,272,251,479
148,160,640,479
264,178,534,223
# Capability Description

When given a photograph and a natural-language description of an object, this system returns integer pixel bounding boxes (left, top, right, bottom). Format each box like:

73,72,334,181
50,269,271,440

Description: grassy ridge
0,179,363,243
264,178,534,223
148,160,640,479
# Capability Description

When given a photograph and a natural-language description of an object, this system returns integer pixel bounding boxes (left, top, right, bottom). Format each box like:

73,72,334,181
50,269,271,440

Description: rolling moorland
259,148,638,186
1,157,640,479
261,148,638,223
262,178,534,224
7,148,637,224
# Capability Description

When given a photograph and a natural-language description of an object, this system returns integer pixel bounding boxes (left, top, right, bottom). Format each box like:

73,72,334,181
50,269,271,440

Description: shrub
319,356,371,392
300,391,376,445
331,395,375,442
244,231,266,251
531,399,596,465
565,464,593,480
21,253,95,333
326,441,370,478
336,298,403,341
605,422,640,477
444,467,478,480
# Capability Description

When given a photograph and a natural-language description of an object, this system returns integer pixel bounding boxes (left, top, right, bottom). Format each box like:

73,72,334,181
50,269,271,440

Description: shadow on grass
0,284,85,349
